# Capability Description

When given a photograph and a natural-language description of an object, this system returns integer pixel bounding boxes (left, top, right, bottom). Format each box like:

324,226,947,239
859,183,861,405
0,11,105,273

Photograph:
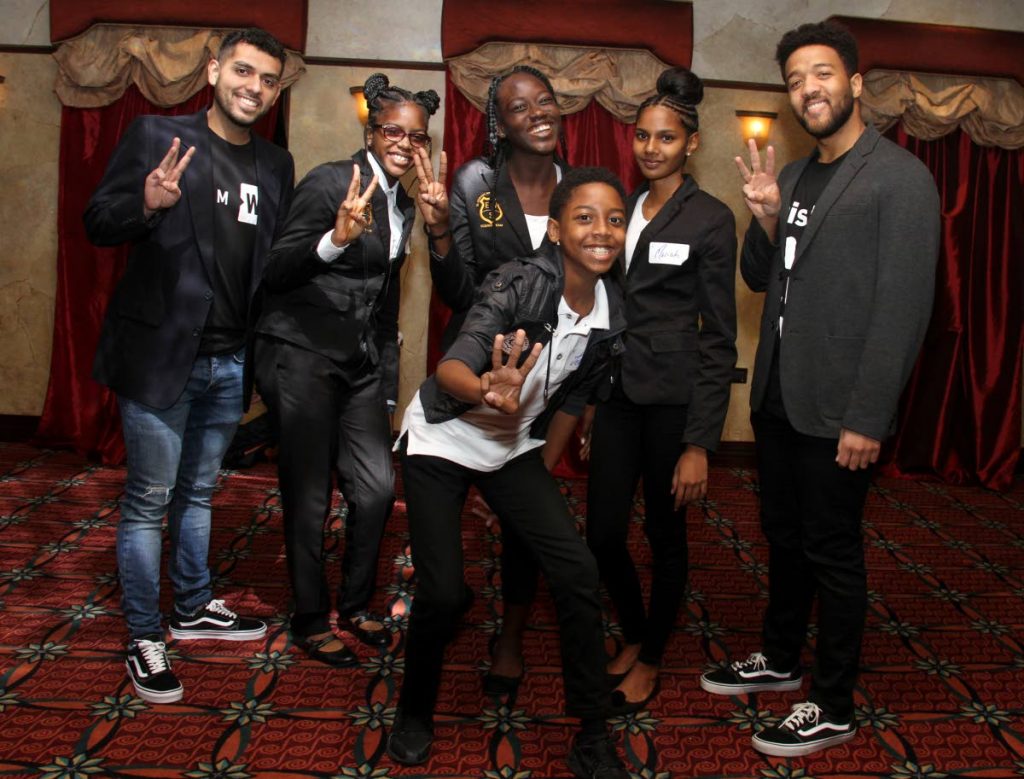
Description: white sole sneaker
752,727,856,757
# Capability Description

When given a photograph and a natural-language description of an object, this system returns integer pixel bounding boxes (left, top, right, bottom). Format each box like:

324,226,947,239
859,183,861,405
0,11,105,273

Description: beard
213,85,263,129
795,89,855,139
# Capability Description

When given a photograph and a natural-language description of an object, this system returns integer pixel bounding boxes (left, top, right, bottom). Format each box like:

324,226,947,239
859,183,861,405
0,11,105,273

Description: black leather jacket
418,241,626,438
430,156,570,351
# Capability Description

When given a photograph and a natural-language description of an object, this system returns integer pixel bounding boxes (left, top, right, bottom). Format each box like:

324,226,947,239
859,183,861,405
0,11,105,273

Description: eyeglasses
372,123,431,148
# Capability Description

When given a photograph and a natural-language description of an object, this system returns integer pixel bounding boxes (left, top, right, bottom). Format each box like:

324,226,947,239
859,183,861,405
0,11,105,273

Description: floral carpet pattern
0,442,1023,778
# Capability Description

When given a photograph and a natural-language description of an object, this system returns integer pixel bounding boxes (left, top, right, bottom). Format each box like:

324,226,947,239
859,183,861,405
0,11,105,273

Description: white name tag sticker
649,241,690,265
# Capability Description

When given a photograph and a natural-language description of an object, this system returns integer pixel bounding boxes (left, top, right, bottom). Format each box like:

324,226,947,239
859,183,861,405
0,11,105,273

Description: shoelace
204,599,238,619
778,701,822,730
731,652,768,672
136,640,170,673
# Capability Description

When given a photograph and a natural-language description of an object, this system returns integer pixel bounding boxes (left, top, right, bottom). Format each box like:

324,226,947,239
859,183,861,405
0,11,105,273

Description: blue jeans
116,350,245,640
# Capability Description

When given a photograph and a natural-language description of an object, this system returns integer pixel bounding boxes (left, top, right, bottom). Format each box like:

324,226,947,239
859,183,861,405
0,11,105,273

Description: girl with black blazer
586,67,738,711
427,66,569,693
255,73,450,666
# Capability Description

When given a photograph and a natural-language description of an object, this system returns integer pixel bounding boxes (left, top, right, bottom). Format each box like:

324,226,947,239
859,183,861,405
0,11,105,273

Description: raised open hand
143,137,195,217
480,329,543,414
734,139,781,221
413,148,450,231
331,163,379,247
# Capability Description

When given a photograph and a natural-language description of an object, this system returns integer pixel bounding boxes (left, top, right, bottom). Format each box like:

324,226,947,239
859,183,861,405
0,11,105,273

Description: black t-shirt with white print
761,150,849,420
199,130,259,356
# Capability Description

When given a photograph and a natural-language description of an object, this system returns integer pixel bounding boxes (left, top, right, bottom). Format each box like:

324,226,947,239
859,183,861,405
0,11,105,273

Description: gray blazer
741,123,940,441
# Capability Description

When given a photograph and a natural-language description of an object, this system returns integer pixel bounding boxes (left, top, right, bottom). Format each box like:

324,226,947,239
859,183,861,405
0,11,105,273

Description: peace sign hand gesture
331,163,379,248
413,148,450,231
144,137,195,218
734,139,781,222
481,329,543,415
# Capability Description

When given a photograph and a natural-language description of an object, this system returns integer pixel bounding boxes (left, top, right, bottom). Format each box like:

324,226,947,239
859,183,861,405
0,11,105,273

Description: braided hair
484,66,568,171
480,66,568,248
636,66,703,134
363,72,440,143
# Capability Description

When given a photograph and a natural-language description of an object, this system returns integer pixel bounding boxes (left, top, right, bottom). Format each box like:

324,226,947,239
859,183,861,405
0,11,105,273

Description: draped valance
53,24,306,109
447,42,670,123
861,70,1024,150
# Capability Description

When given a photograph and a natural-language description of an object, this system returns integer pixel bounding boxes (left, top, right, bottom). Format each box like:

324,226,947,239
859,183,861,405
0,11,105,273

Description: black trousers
398,444,609,721
586,389,690,665
255,336,394,636
752,410,872,720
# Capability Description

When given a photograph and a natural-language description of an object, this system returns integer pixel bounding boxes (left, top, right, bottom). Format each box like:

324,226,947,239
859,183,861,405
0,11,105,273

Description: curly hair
548,166,626,220
775,20,859,80
218,28,287,70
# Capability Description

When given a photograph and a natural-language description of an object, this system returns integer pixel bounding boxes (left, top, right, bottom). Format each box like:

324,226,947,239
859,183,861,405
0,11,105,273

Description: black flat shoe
294,633,359,668
609,677,661,716
387,710,434,765
482,668,524,696
341,611,391,647
606,671,627,688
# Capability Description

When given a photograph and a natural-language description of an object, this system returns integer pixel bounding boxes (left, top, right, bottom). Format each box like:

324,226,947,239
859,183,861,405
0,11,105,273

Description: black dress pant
752,410,872,721
398,444,609,721
255,336,394,637
586,389,690,666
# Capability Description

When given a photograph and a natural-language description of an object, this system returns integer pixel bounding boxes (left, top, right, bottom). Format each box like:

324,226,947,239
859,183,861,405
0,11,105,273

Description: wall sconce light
736,110,777,148
350,86,369,125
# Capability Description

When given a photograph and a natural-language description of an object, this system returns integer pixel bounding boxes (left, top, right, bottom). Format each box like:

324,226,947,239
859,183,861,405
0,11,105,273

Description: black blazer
256,149,414,401
431,156,569,349
84,110,295,410
619,175,737,452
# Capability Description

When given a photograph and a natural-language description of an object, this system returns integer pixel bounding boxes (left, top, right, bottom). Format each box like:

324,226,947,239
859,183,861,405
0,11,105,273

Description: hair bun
415,89,441,116
656,66,704,107
363,73,390,103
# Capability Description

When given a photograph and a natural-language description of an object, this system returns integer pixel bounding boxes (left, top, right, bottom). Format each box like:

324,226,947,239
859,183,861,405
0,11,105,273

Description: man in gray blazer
699,21,940,758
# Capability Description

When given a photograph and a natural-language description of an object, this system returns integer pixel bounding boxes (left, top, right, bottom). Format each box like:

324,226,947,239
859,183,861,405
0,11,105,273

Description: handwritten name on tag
649,241,690,265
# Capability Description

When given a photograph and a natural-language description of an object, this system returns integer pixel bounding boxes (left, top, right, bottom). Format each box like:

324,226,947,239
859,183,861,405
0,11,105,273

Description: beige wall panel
0,53,61,415
687,86,815,442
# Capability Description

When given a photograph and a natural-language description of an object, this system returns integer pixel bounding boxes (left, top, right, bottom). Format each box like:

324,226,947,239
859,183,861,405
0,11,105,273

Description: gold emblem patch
476,192,504,228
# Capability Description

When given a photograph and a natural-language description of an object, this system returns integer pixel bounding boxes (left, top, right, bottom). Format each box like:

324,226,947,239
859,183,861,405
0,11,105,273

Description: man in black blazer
699,21,940,758
83,28,294,705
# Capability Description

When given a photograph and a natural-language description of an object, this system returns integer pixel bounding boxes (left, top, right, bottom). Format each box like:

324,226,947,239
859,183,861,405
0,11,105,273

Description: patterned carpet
1,441,1023,778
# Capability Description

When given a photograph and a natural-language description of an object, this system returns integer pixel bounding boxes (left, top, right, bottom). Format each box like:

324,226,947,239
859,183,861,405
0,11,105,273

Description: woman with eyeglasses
254,73,448,666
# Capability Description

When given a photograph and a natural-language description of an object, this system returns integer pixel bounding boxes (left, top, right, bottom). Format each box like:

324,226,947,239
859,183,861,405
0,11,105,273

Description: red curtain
35,85,282,464
431,73,640,476
882,126,1023,491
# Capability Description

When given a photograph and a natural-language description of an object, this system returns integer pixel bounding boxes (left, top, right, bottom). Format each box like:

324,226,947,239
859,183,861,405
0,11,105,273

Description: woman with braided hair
428,65,570,696
255,73,450,666
585,66,737,711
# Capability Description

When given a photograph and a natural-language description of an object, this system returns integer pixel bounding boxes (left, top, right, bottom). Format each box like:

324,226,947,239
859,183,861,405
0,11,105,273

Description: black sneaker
168,599,267,641
567,732,629,779
126,637,183,704
753,701,856,757
699,652,802,695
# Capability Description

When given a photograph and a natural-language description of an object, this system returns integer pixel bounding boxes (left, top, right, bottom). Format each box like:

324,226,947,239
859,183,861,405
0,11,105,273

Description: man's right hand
144,137,195,218
735,138,781,238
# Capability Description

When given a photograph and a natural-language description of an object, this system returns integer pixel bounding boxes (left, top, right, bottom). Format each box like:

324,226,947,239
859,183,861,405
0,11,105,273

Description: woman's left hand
671,445,708,509
413,148,450,231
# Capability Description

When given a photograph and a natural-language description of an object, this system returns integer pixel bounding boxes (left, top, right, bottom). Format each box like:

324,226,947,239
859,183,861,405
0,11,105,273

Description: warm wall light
736,110,777,148
350,86,369,125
